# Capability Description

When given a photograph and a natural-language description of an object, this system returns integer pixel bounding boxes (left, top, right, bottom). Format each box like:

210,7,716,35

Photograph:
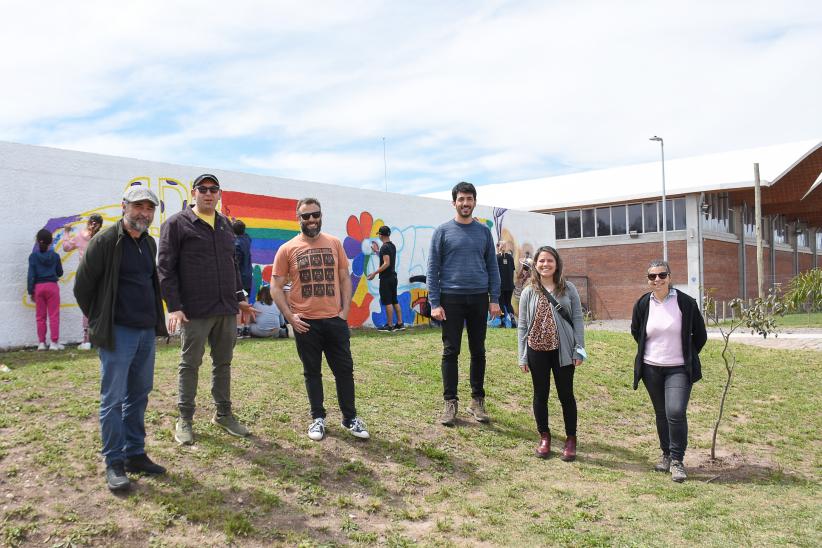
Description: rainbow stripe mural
220,191,300,265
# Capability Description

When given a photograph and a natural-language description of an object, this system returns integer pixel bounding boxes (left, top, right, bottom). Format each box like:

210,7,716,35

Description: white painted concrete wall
0,141,554,349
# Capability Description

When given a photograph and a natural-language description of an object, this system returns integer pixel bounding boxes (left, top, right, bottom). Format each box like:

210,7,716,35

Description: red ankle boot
560,435,577,462
536,432,550,458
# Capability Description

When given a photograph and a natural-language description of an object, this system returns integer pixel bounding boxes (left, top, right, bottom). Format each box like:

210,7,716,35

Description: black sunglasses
647,272,670,280
195,185,220,194
299,211,322,220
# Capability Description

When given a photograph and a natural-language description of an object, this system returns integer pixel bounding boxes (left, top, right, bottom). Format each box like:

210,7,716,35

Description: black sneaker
106,461,131,492
124,453,167,475
377,324,393,332
393,323,406,331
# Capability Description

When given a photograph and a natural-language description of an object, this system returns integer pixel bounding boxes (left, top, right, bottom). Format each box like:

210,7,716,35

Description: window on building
582,209,595,238
667,198,686,230
611,205,627,235
643,202,658,233
816,230,822,251
595,207,611,236
796,227,809,248
703,192,732,233
628,204,643,233
772,215,786,245
742,203,756,238
554,211,566,240
567,209,581,239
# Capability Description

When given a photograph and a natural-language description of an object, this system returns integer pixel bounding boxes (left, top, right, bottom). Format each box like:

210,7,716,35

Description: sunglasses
299,211,322,220
647,272,670,280
195,186,220,194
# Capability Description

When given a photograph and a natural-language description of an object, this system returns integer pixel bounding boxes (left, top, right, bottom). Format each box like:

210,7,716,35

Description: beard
457,205,475,219
124,214,152,234
301,219,322,238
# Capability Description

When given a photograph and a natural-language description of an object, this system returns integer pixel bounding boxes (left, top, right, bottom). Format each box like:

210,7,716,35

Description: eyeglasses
195,186,220,194
647,272,669,280
299,211,322,220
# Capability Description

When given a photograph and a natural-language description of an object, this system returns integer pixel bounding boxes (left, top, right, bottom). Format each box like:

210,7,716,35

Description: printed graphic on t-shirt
296,248,336,298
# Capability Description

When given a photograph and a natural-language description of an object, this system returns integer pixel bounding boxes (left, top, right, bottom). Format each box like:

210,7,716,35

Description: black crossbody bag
538,284,573,329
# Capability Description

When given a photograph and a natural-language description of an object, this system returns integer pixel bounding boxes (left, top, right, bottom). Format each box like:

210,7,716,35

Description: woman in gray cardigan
517,246,585,460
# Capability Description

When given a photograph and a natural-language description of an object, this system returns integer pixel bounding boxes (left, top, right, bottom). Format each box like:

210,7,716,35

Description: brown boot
439,399,458,426
467,397,490,423
536,432,550,458
560,436,577,462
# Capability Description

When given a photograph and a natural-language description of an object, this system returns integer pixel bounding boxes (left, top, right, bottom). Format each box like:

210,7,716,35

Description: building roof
423,139,822,211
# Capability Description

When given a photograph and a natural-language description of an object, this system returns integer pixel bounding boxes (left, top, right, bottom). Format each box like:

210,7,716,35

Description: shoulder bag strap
538,284,574,328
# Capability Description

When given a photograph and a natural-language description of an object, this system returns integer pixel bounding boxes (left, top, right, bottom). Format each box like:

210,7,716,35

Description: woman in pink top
63,214,103,350
630,260,706,483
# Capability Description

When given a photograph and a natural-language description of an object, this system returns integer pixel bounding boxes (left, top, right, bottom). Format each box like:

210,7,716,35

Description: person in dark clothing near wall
427,181,501,426
233,219,254,338
74,187,169,492
496,240,516,328
367,225,405,332
631,260,707,483
158,174,256,446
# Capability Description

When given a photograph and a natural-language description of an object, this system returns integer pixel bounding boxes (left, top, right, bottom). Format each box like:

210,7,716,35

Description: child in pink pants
27,229,64,350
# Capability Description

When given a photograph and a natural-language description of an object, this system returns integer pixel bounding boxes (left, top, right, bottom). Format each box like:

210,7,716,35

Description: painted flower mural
343,211,383,327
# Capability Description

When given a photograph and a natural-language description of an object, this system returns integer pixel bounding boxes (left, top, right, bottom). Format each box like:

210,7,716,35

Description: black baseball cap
377,225,391,236
193,173,220,188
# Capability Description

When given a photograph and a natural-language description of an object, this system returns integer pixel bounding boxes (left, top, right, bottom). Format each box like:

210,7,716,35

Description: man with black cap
367,225,404,332
158,174,256,446
74,186,168,491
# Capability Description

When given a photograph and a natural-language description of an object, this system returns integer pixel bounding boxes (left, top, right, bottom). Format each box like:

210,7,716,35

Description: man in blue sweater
427,182,501,426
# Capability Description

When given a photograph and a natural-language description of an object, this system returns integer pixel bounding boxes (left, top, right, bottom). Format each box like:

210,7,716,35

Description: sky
1,0,820,195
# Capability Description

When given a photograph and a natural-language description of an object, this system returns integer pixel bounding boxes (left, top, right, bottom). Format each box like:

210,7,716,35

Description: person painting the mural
631,260,707,483
158,173,256,446
74,187,168,492
28,228,64,350
517,246,586,461
63,213,104,350
427,181,501,426
270,197,370,442
496,240,516,328
250,284,288,338
367,225,405,332
233,219,253,338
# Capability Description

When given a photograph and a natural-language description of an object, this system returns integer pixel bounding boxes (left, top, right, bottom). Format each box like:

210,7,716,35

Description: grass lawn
1,328,820,546
778,311,822,328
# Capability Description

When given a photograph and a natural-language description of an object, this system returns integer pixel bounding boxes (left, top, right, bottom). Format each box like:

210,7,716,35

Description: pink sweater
62,229,93,258
643,290,685,366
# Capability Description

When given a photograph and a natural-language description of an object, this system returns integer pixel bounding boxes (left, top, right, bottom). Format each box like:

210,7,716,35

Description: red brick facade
560,241,687,320
703,239,739,302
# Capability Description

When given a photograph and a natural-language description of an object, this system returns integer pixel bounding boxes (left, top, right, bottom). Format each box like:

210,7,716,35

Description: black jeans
440,293,488,401
642,364,691,461
294,317,357,422
527,347,577,436
499,290,514,317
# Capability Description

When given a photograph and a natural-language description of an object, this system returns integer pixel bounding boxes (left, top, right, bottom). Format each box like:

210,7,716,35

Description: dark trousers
294,316,357,422
527,347,577,436
642,364,691,461
499,290,514,317
440,293,488,401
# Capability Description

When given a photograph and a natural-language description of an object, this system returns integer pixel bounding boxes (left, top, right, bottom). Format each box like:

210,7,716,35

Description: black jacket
630,289,707,390
73,221,168,350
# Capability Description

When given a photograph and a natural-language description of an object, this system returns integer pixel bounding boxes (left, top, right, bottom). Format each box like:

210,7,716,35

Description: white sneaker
37,343,47,351
343,417,370,439
49,342,65,351
307,418,326,441
77,342,92,351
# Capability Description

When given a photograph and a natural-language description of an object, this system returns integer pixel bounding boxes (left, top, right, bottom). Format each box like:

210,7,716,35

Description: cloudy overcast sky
1,0,820,194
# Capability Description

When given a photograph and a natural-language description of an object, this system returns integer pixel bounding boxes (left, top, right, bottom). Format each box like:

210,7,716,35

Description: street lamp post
649,136,667,262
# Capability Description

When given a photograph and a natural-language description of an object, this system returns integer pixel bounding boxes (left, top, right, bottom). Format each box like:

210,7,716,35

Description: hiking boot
174,418,194,445
560,435,577,462
308,418,326,441
37,342,47,351
125,453,166,475
77,342,92,350
343,417,370,439
212,413,250,437
377,324,393,333
654,453,672,472
670,460,687,483
467,397,490,423
440,399,458,426
105,461,130,492
536,432,551,458
393,323,406,331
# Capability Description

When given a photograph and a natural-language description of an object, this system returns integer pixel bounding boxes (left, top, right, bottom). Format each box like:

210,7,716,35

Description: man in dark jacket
158,174,256,446
74,186,168,492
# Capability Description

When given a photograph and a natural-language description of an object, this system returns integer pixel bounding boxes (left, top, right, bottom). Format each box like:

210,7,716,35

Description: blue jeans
99,325,156,465
642,364,691,461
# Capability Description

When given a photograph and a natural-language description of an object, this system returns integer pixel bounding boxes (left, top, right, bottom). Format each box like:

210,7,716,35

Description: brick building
427,140,822,319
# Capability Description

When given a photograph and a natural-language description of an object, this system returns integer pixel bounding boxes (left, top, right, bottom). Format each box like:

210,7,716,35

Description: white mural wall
0,141,555,349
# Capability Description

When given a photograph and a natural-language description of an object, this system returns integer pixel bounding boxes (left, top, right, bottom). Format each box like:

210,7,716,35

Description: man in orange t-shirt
270,197,370,442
